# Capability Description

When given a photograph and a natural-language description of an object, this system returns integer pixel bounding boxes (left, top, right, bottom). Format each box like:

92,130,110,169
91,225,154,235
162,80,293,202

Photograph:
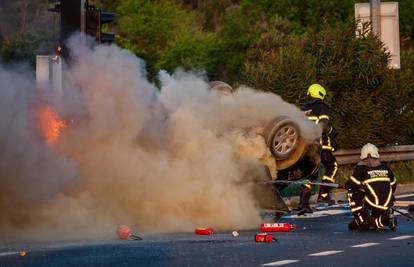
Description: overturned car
209,81,322,218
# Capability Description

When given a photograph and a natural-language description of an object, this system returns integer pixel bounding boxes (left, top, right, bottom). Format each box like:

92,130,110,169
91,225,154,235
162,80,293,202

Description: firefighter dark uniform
302,85,338,203
346,144,397,230
295,84,338,215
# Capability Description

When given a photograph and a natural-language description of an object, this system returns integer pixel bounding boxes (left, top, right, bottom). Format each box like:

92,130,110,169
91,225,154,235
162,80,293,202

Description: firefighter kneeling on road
346,143,397,230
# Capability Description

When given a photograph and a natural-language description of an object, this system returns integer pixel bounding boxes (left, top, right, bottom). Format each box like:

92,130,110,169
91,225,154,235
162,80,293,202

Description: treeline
100,0,414,148
0,0,58,67
0,0,413,148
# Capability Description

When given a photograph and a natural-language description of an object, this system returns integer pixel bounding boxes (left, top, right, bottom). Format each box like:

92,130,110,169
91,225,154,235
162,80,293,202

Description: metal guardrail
333,145,414,165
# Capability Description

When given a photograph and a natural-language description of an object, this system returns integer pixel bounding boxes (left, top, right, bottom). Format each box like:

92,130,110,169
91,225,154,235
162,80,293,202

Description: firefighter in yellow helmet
297,84,338,214
346,143,397,230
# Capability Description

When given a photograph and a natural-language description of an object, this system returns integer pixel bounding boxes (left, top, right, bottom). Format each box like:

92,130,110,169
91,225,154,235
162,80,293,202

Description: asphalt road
1,194,413,267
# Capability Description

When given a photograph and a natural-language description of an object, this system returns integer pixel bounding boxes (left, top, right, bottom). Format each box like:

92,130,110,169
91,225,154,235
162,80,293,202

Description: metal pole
391,207,414,221
81,0,87,33
370,0,381,37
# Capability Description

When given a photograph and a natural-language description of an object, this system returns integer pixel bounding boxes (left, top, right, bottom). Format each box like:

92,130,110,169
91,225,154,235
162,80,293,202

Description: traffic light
49,0,115,44
85,5,115,43
50,0,82,43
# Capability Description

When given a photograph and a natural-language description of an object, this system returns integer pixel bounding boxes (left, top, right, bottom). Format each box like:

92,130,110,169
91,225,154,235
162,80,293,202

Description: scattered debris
261,223,299,232
195,227,214,235
255,233,276,242
232,230,239,237
117,225,143,240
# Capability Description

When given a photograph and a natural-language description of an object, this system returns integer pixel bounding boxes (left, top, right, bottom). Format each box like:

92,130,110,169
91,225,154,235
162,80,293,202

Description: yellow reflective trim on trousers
378,215,385,228
347,195,352,205
362,177,391,185
358,215,364,223
322,176,335,183
350,176,361,185
384,186,393,207
375,218,381,229
364,196,389,210
351,206,362,212
331,162,338,180
366,184,379,204
321,193,328,198
318,115,330,120
376,217,385,229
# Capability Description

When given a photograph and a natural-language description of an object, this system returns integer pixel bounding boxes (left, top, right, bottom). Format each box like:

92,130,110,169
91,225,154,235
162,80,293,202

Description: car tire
263,116,307,170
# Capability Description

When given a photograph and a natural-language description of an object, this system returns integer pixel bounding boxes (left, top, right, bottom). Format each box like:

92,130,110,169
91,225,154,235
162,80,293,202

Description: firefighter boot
387,208,397,231
297,187,313,216
348,219,370,231
317,186,335,206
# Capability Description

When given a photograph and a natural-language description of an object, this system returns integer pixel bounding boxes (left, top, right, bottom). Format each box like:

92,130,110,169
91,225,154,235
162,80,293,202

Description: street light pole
370,0,381,37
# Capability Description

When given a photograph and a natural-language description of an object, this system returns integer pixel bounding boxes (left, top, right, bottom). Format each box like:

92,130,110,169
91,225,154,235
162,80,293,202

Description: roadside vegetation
1,0,413,151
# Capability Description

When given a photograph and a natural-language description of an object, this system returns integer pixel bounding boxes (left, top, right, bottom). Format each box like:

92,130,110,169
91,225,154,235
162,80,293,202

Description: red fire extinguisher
260,223,298,232
255,233,275,242
195,227,214,235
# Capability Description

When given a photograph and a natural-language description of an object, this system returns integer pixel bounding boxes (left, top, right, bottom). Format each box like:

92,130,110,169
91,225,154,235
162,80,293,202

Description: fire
37,105,68,144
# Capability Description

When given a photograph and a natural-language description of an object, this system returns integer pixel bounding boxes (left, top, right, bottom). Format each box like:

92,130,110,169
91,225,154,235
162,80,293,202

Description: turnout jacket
302,100,334,151
346,162,397,212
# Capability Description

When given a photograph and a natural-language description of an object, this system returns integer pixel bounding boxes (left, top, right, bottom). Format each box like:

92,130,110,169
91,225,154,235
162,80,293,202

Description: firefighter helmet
307,84,326,100
360,143,380,159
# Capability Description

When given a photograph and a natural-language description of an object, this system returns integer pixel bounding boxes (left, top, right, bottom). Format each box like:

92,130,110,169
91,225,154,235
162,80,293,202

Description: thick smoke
0,36,320,240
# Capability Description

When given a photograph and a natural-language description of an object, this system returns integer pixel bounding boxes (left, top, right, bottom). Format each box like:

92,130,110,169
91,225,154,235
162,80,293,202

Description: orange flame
38,106,68,144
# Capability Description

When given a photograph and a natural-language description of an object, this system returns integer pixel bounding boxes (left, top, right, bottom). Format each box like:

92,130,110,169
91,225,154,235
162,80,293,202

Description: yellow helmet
307,84,326,100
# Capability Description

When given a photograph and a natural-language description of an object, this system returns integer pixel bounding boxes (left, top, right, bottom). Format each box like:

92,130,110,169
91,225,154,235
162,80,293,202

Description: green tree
0,0,58,67
243,21,414,148
115,0,192,77
156,30,223,77
239,0,357,34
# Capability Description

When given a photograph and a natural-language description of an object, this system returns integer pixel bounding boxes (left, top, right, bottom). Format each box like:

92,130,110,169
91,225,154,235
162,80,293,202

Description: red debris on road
117,225,133,240
117,225,143,240
195,227,214,235
255,233,275,242
261,223,299,232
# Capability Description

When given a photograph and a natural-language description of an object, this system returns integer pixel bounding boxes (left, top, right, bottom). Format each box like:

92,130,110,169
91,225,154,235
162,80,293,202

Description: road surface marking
0,252,18,257
389,235,413,240
351,242,380,248
262,260,300,266
284,209,350,219
395,200,414,206
395,193,414,199
308,250,343,256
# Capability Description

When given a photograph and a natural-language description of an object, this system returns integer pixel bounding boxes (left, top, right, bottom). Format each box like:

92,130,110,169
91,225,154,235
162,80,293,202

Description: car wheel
263,116,307,170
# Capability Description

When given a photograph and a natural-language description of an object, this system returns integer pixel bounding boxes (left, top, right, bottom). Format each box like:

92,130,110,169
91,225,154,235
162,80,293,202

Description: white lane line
261,260,300,266
309,250,343,256
389,235,414,240
395,200,414,206
351,242,380,248
396,193,414,199
284,209,350,219
0,252,18,257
